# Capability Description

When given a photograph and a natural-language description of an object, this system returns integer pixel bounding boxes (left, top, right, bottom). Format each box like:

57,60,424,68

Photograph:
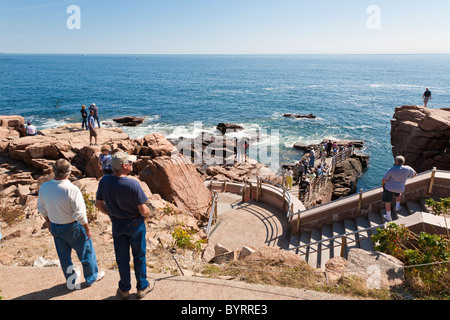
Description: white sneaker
87,270,105,287
383,214,392,222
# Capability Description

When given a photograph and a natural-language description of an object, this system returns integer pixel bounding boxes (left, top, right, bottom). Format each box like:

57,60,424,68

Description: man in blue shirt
381,155,417,221
95,151,153,299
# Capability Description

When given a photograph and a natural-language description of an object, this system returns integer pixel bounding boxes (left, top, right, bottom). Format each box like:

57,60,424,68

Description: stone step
320,225,333,269
344,219,359,251
356,215,374,251
395,205,410,219
406,201,426,215
289,234,301,254
332,222,346,259
298,231,310,261
308,229,322,269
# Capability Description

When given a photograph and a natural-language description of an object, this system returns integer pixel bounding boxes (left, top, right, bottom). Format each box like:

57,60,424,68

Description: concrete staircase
289,199,430,269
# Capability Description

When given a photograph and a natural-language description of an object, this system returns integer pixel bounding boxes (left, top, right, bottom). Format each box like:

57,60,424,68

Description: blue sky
1,0,450,54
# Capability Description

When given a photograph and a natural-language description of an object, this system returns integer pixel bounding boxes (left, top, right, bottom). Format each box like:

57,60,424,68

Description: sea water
1,54,450,190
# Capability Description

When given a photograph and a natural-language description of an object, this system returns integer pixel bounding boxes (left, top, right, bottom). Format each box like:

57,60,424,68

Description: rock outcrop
391,105,450,172
216,123,244,134
331,156,365,200
113,116,144,127
0,120,212,221
138,155,212,220
0,115,25,141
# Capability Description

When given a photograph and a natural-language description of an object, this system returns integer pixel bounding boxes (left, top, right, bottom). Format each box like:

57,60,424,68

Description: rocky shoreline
0,114,370,273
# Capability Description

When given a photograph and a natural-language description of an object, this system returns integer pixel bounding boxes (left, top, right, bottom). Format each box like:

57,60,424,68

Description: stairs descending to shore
289,199,430,269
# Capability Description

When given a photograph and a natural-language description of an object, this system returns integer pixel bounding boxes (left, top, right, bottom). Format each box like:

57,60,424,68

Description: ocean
1,54,450,190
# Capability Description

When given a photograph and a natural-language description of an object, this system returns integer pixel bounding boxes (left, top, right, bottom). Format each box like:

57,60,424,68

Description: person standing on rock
89,103,101,128
88,109,98,146
37,159,105,289
381,155,417,221
95,151,153,300
80,105,88,130
422,88,432,108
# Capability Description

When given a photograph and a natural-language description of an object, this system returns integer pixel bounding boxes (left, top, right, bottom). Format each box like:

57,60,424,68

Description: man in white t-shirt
38,159,104,288
26,121,37,136
381,155,417,221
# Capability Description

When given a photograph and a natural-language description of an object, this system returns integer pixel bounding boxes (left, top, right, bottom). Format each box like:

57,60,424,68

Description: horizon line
2,52,450,56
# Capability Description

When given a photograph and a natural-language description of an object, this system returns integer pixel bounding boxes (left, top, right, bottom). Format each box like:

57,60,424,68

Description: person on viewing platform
381,155,417,221
37,159,105,288
95,151,153,300
285,166,293,189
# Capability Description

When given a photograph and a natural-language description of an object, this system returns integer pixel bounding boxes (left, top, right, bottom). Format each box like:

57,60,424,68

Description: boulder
138,154,212,220
325,256,347,282
113,116,144,127
331,158,363,200
391,105,450,172
216,123,244,135
344,248,404,289
244,247,304,268
142,133,177,157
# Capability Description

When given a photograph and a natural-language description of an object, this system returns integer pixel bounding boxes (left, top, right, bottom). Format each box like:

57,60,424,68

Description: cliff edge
391,105,450,173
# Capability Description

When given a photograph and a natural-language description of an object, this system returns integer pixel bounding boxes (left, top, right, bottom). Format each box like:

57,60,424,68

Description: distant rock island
283,113,316,119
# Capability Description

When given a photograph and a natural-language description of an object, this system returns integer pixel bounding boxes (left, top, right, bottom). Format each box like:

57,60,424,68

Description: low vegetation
372,222,450,299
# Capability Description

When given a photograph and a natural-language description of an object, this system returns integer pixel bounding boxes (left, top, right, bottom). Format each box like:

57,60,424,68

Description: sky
1,0,450,54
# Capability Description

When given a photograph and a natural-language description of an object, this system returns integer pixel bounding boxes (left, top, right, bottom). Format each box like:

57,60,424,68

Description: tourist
381,155,417,221
309,149,315,168
326,140,332,157
26,121,37,136
95,151,153,300
422,88,432,108
235,138,245,163
99,145,113,175
332,142,338,156
317,165,322,177
88,109,98,146
285,166,293,189
37,159,105,288
302,159,309,177
307,168,316,180
294,161,302,184
80,105,88,130
299,175,311,201
89,103,101,128
321,144,326,164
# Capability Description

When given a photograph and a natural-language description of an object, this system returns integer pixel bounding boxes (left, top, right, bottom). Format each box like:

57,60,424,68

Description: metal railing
256,176,294,219
285,167,450,260
288,223,385,258
300,146,355,203
287,167,442,222
205,191,219,238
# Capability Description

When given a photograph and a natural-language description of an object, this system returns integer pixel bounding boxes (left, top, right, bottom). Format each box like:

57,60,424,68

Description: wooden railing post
427,167,437,195
340,236,347,258
356,188,363,215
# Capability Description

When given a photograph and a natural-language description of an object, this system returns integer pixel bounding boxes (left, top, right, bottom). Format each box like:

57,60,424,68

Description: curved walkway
208,193,291,251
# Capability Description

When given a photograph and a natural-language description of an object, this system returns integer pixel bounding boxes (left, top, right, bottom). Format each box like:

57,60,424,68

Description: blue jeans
50,221,99,286
81,117,88,130
111,216,148,291
310,156,315,168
